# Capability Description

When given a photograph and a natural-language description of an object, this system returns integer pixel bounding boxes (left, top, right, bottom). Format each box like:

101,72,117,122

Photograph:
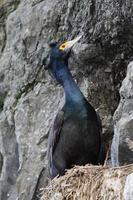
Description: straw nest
41,164,133,200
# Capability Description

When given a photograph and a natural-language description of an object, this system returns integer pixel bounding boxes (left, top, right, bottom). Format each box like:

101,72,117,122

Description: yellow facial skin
59,42,69,51
59,35,82,51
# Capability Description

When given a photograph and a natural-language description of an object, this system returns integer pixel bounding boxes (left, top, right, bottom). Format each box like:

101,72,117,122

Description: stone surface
111,62,133,166
124,173,133,200
0,0,133,199
50,193,63,200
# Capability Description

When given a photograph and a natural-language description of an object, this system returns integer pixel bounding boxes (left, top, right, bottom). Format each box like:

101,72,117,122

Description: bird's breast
64,105,88,119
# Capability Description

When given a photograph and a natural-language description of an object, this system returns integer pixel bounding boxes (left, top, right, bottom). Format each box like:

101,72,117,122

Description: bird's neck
57,66,84,107
52,61,88,117
63,74,83,104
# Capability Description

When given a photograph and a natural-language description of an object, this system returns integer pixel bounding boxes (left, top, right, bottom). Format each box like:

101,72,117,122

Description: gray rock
124,173,133,200
111,62,133,166
50,193,63,200
0,112,19,200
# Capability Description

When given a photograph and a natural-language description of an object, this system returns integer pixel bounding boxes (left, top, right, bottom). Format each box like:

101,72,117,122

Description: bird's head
43,36,82,83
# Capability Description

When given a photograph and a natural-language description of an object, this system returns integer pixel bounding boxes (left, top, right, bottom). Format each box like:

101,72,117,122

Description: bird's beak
59,35,82,51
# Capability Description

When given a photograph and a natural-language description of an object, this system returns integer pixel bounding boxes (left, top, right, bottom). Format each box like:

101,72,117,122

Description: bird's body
46,38,102,178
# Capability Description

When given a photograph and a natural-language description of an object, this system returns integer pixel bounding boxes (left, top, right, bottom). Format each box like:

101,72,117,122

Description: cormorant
45,36,102,179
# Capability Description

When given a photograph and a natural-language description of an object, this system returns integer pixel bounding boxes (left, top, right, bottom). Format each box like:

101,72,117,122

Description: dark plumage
45,37,103,179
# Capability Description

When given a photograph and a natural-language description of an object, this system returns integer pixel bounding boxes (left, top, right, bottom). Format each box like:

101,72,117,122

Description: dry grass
41,164,133,200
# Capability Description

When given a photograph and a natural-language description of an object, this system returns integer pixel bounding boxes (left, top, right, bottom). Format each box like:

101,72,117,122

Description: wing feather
47,110,64,177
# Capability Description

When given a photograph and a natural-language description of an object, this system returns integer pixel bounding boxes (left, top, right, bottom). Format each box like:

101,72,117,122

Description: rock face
124,173,133,200
111,62,133,166
0,0,133,200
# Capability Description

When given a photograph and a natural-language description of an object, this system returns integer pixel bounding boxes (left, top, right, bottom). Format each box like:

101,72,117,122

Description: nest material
41,164,133,200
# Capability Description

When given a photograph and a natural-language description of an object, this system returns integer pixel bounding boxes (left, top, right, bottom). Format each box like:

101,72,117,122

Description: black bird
45,36,102,179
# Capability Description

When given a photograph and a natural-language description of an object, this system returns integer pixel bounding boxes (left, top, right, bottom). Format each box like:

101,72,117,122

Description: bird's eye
59,42,67,51
61,45,66,48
